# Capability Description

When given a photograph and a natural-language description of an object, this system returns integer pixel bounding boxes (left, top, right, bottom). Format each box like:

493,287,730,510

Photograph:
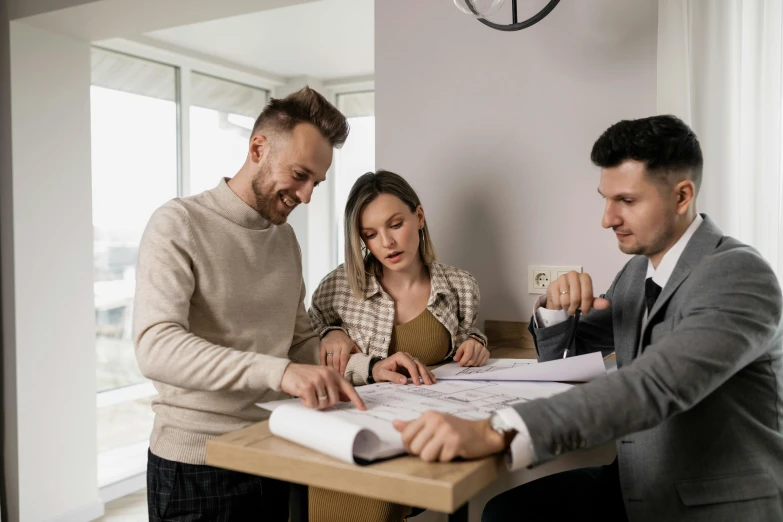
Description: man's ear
674,179,695,215
249,134,268,163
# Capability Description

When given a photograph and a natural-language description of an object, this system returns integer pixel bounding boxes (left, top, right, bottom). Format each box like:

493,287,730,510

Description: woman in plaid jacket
307,170,490,522
308,170,490,387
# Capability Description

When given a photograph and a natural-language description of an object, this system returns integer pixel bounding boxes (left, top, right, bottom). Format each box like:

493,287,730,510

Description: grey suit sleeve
515,248,783,465
530,266,627,361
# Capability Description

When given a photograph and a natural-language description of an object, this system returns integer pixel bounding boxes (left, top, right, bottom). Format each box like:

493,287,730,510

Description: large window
189,73,268,195
335,91,375,264
90,47,270,488
91,43,369,491
91,48,178,472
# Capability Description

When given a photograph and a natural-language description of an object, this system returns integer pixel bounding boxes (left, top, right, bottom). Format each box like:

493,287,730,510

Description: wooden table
208,420,500,521
205,345,616,521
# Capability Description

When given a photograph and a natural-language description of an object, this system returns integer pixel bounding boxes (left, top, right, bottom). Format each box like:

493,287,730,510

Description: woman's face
359,193,425,274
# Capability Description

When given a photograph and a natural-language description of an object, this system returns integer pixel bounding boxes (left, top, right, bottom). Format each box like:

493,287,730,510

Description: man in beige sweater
134,87,364,521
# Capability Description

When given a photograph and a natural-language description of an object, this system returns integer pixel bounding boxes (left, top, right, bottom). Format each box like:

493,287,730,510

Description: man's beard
619,214,675,257
251,163,298,225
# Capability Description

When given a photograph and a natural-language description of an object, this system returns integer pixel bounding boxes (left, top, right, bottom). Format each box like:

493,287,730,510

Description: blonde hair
344,170,437,298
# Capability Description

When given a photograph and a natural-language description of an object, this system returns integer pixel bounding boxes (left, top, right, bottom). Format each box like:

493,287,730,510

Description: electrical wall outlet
551,266,583,283
528,265,583,294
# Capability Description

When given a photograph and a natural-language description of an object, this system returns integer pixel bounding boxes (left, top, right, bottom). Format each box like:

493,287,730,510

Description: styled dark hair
252,86,349,148
591,115,703,192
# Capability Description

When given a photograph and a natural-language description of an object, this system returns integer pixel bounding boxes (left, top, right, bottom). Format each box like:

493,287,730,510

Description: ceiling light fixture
454,0,560,32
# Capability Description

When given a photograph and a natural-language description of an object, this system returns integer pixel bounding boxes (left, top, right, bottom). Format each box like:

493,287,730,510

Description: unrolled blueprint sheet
260,380,573,464
432,352,606,382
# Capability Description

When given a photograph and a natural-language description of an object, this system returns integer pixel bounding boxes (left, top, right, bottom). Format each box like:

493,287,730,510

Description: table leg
289,482,309,522
448,503,468,522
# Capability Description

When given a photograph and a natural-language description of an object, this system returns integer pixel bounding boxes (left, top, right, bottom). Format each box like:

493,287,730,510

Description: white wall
375,0,658,324
8,20,101,522
12,0,317,39
8,0,99,20
1,1,17,521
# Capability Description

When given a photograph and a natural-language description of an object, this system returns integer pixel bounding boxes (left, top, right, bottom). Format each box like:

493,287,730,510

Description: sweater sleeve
133,202,291,393
288,278,320,365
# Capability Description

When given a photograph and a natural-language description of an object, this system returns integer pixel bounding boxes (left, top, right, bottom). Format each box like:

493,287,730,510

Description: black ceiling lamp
455,0,560,32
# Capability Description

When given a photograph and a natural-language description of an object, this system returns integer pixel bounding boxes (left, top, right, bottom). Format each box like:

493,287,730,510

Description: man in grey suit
393,115,783,521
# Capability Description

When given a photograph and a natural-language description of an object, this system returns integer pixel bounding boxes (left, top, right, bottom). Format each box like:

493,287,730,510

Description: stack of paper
259,352,607,464
432,351,607,382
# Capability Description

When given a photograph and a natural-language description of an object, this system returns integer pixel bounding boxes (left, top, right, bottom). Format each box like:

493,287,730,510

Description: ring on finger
317,394,328,402
326,352,334,357
560,290,569,295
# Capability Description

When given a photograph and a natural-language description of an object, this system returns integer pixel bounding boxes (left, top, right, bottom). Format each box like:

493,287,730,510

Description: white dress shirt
498,214,704,471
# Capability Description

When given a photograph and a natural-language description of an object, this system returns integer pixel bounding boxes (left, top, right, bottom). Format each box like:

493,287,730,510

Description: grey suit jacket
519,215,783,522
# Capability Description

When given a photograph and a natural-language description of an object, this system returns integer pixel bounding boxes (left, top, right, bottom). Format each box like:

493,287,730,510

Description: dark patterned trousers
147,450,290,521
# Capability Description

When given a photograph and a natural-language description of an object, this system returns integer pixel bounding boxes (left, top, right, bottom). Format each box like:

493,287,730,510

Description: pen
562,308,581,358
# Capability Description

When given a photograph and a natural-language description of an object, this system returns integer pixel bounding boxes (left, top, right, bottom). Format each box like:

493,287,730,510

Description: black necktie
645,277,662,314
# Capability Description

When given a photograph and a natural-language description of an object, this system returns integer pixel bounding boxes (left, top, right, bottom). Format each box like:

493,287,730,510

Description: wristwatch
489,412,518,447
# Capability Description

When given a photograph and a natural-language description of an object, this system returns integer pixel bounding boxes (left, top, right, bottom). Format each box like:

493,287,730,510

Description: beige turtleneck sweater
133,178,319,465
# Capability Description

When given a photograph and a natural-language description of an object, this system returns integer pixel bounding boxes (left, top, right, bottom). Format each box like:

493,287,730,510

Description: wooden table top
207,419,505,512
205,345,615,513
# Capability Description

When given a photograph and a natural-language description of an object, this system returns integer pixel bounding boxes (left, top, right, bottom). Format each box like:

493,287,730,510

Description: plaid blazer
308,262,487,385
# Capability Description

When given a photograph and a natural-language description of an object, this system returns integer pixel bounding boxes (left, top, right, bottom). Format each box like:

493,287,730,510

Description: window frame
323,77,375,268
332,89,376,268
91,38,278,497
91,38,375,498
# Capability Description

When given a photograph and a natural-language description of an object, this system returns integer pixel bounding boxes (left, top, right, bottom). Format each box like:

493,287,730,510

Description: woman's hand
454,338,490,366
320,330,361,375
372,352,437,385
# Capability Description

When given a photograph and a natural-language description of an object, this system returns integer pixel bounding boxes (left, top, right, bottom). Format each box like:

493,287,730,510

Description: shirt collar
206,177,270,230
362,272,383,299
646,214,704,288
428,262,451,297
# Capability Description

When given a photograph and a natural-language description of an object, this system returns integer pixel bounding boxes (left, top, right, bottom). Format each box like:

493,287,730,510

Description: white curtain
658,0,783,274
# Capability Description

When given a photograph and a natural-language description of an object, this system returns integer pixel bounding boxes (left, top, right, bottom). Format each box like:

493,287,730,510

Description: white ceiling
143,0,374,81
